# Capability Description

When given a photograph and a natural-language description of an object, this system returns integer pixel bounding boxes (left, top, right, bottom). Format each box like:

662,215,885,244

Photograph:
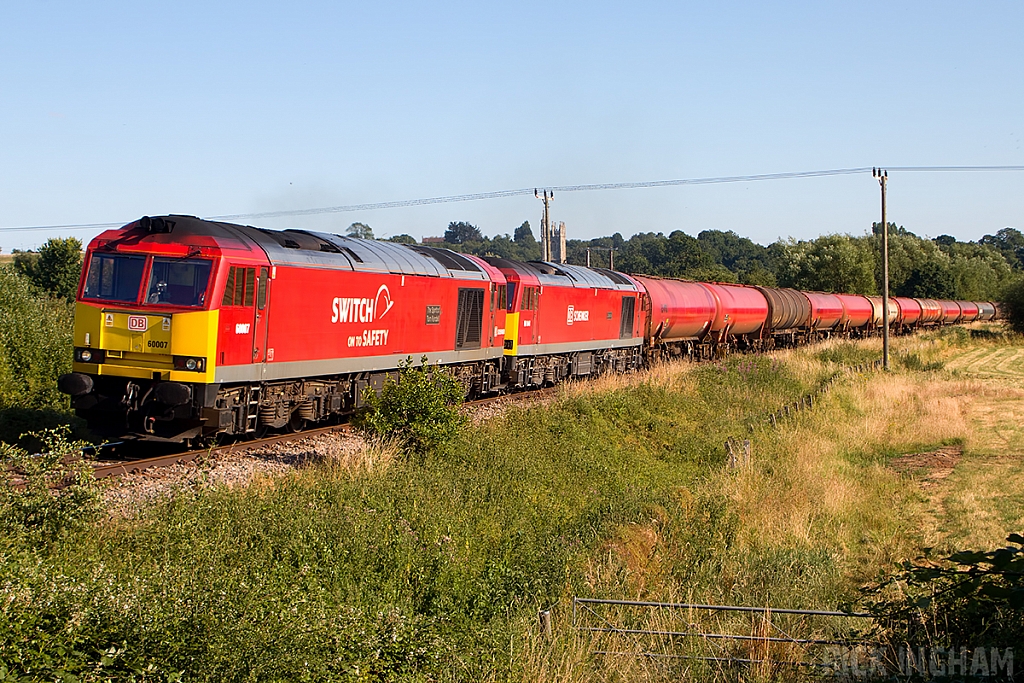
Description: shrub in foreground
858,534,1024,648
356,356,467,455
0,426,98,544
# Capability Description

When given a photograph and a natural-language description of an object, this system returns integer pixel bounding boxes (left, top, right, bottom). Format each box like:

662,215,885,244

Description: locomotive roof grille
484,257,636,290
410,246,483,273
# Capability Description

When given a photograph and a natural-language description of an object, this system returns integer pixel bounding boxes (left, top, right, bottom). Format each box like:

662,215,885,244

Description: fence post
539,609,552,639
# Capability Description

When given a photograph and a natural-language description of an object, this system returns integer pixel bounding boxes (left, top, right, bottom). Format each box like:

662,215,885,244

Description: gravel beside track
101,428,370,517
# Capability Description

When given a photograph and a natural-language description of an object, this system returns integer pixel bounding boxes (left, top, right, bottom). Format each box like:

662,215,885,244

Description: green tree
444,222,483,245
513,221,535,245
1000,276,1024,333
388,234,417,244
697,229,775,282
902,259,956,298
15,238,82,301
346,223,374,239
980,227,1024,269
775,234,876,294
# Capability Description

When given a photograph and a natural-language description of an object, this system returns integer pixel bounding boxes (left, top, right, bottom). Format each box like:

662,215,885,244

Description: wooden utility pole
535,189,554,262
874,168,890,370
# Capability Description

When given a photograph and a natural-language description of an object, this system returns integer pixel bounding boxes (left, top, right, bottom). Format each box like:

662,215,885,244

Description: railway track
89,423,355,481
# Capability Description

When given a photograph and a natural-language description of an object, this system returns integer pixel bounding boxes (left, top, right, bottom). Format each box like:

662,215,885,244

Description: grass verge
3,326,1023,681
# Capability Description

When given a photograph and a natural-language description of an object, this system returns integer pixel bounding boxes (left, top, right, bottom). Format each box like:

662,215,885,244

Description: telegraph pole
535,189,554,262
873,168,890,370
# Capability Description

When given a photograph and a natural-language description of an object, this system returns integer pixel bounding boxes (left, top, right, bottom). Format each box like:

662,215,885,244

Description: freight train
57,215,998,443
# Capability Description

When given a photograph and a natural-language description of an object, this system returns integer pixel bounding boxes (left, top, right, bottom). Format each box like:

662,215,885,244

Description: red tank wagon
630,275,717,356
915,298,943,326
893,297,923,328
955,301,980,323
697,283,769,347
803,292,844,333
836,294,873,333
939,300,962,325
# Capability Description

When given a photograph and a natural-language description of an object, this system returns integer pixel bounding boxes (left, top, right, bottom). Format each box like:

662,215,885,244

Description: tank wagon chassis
59,215,997,445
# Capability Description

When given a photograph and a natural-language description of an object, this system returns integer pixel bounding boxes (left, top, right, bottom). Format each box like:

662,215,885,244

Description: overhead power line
2,164,1023,234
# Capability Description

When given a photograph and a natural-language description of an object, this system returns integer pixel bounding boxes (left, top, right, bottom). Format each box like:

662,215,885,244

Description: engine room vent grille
455,288,485,350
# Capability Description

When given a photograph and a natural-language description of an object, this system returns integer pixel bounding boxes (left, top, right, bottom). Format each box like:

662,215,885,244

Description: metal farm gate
572,597,876,676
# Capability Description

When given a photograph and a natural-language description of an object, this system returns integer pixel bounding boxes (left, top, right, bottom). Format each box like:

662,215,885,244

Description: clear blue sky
2,1,1021,251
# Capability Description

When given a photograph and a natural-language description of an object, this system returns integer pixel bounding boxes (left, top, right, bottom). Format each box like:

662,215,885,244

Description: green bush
1000,276,1024,334
896,351,944,372
0,267,74,411
858,535,1024,648
0,426,98,545
356,357,467,455
815,342,880,367
0,267,80,446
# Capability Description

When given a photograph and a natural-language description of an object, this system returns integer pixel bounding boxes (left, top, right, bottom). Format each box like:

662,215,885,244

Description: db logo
566,305,589,326
128,315,148,332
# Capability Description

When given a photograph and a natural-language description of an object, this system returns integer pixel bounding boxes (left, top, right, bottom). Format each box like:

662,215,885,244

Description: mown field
2,325,1023,681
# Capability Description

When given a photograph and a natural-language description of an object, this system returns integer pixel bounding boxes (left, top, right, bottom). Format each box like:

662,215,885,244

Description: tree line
373,220,1021,301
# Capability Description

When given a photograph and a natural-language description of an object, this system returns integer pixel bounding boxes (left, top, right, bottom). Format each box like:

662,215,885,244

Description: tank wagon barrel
699,283,769,339
836,294,874,331
893,297,923,327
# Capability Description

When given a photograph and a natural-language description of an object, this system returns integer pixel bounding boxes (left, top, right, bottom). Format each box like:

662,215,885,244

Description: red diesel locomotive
58,215,998,443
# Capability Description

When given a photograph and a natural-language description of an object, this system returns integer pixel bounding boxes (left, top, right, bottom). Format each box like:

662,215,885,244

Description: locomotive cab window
83,254,146,303
146,258,213,306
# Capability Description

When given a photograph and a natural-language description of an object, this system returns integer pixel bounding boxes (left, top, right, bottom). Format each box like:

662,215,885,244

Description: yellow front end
503,312,520,355
72,303,219,384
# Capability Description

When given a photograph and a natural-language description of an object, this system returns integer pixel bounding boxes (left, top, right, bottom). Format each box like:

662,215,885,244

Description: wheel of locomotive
287,411,307,433
249,423,270,440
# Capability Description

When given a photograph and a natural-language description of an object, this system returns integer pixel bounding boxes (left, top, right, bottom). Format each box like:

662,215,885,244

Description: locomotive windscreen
145,258,213,306
83,254,146,303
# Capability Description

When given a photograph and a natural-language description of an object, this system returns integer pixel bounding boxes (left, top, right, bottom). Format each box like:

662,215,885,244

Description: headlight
75,347,104,363
173,356,205,372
